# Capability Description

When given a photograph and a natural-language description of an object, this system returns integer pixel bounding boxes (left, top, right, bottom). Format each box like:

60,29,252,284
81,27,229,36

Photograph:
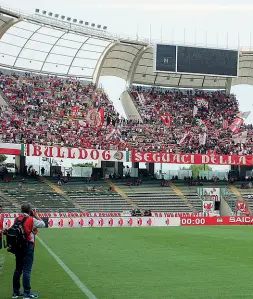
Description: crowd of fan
0,73,126,150
131,86,253,155
1,73,253,155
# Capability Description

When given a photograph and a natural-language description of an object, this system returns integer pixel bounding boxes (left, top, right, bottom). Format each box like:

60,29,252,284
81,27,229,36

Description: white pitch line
37,236,98,299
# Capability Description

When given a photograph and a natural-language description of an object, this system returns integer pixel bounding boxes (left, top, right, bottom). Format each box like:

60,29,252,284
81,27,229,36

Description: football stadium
1,2,253,299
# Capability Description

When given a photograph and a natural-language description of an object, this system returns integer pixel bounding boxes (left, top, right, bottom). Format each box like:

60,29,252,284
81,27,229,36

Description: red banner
25,145,127,162
180,216,253,226
131,151,253,166
2,212,122,218
160,114,172,127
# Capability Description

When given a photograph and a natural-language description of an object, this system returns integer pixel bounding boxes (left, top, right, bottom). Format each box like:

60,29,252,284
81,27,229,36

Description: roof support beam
66,37,90,75
13,25,42,67
226,78,232,94
126,45,149,88
0,16,21,40
40,31,66,72
92,41,118,85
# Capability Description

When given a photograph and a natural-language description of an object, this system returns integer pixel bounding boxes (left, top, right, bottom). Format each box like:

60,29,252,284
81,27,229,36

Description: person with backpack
9,204,45,299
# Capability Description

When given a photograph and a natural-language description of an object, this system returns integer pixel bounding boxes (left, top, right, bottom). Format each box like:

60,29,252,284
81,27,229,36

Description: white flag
199,132,207,145
106,128,123,141
193,106,198,117
233,131,248,144
237,111,251,120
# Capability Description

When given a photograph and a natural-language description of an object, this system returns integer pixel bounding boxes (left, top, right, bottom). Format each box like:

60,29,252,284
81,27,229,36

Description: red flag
222,120,228,129
229,118,243,133
236,200,249,214
237,111,251,120
196,98,208,109
87,108,104,127
99,107,104,125
160,114,172,127
72,106,79,118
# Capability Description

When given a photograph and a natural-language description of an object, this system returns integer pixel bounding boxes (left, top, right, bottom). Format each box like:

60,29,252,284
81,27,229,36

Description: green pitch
1,226,253,299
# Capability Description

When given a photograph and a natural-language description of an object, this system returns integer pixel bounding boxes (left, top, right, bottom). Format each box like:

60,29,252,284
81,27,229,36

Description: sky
3,0,253,170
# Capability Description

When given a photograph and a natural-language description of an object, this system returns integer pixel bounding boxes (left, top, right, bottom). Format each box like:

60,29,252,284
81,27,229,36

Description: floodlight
55,14,59,18
85,22,89,26
91,23,95,27
42,10,47,15
48,12,53,16
35,9,39,13
79,20,83,24
97,25,101,29
67,17,71,21
73,19,77,23
103,26,107,30
61,15,65,19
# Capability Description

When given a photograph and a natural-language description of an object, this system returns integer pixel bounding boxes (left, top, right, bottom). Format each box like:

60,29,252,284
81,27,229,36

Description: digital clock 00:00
181,218,206,226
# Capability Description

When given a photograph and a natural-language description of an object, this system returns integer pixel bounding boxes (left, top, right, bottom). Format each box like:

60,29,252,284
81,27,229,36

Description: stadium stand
1,73,253,155
0,74,125,150
111,179,195,212
48,177,132,212
130,86,253,154
0,176,78,212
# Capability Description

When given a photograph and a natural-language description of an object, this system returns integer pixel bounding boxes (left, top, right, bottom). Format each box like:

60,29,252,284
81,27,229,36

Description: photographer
12,204,45,299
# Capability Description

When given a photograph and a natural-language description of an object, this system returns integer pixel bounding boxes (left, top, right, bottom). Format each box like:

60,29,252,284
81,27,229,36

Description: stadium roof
1,6,253,90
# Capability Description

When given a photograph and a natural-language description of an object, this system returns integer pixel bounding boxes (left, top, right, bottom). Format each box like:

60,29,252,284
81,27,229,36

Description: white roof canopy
0,8,253,90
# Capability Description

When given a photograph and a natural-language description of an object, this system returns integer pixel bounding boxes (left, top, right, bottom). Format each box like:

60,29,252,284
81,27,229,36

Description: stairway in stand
106,179,139,210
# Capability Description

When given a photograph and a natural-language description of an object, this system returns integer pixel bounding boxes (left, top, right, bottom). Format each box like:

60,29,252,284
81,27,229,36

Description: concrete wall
220,197,232,216
120,90,142,121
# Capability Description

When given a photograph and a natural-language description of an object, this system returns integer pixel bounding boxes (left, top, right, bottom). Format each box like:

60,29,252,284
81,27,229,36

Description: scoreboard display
154,44,239,77
155,44,176,72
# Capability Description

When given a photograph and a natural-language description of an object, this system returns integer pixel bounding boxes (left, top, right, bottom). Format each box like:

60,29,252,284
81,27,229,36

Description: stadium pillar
114,162,123,177
19,156,26,175
146,163,155,176
132,162,139,177
15,155,20,174
226,78,232,94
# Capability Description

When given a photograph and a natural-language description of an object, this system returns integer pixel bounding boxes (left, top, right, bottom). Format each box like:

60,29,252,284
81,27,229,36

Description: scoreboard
154,44,239,77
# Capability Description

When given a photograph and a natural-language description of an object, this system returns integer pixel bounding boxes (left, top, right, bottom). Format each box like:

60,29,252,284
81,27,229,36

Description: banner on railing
3,217,181,228
202,188,220,202
131,151,253,166
203,201,215,214
0,143,21,155
2,142,253,166
236,200,249,215
2,212,122,218
152,212,204,217
24,144,128,162
180,216,253,226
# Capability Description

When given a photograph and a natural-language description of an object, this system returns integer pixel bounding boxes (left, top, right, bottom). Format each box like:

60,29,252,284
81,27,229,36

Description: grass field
1,226,253,299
